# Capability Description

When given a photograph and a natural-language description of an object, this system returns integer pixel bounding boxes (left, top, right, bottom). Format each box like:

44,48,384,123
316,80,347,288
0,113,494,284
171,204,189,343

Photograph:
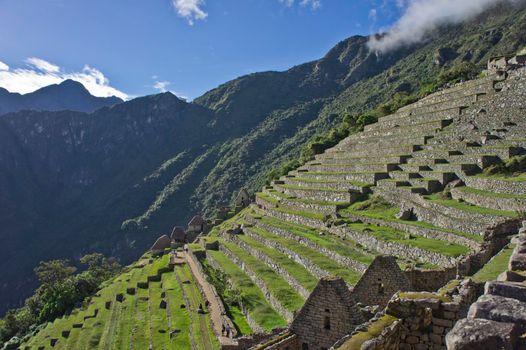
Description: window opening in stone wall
302,343,309,350
378,283,385,294
324,315,331,330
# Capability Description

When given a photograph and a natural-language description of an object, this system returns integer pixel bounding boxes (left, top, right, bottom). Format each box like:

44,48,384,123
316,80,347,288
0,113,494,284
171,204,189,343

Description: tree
34,260,76,287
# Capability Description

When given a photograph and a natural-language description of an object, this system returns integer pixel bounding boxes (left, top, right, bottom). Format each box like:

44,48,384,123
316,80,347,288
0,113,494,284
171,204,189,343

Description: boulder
468,294,526,326
395,207,413,220
445,318,520,350
485,281,526,302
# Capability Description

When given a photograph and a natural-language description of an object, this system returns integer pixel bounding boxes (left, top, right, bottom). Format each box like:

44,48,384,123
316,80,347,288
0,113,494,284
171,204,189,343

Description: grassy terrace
219,240,305,313
250,212,375,266
473,173,526,182
341,200,483,243
176,264,218,350
265,189,349,206
455,186,526,199
472,244,516,282
278,184,350,192
22,254,216,350
235,233,319,292
207,249,287,331
285,177,372,188
346,222,469,258
243,224,363,285
424,193,518,218
272,206,327,221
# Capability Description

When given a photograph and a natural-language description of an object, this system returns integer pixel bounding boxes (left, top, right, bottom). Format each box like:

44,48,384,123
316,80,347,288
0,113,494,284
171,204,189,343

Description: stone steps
374,188,490,236
291,171,389,184
450,186,526,212
349,119,452,140
272,183,356,202
330,142,429,158
398,79,495,112
401,94,474,116
338,211,481,251
365,108,460,132
314,154,411,165
246,216,370,274
301,163,400,174
280,177,371,192
375,179,429,195
428,163,481,175
463,175,526,196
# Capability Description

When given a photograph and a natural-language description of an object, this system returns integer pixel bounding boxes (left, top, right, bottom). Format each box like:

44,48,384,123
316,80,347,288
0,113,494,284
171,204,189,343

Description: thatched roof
171,226,186,242
150,235,171,251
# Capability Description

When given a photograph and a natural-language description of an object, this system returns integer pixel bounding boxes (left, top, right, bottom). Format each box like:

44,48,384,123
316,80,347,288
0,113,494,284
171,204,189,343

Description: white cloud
26,57,60,73
368,0,519,53
153,80,171,93
0,57,128,100
280,0,321,10
172,0,207,25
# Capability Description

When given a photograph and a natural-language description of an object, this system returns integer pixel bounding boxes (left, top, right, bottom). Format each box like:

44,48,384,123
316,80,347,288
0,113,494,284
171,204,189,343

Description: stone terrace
193,68,526,342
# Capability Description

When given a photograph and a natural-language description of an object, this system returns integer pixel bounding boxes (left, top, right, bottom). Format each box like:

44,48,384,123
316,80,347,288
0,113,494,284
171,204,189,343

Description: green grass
176,264,219,350
207,250,287,331
255,192,280,205
162,272,192,349
456,186,526,199
278,183,350,192
236,234,318,291
254,213,375,265
227,305,252,336
338,314,398,350
474,173,526,182
287,177,372,188
472,244,516,282
347,222,469,258
342,197,483,243
245,225,363,285
220,240,305,313
267,188,349,206
424,193,518,218
272,206,326,221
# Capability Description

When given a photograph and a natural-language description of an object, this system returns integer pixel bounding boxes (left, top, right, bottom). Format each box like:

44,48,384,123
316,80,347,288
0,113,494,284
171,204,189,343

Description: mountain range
0,79,122,115
0,2,525,313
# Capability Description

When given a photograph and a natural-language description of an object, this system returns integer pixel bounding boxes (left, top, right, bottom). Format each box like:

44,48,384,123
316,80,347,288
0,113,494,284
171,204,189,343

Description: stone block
431,333,442,344
433,325,444,335
468,294,526,325
497,270,526,282
509,252,526,271
442,302,460,312
415,344,428,350
406,336,420,344
432,317,453,328
485,281,526,302
443,311,456,320
445,318,520,350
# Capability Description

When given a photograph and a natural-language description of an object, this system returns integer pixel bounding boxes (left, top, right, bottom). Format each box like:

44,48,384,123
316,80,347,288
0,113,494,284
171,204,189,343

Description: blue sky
0,0,410,99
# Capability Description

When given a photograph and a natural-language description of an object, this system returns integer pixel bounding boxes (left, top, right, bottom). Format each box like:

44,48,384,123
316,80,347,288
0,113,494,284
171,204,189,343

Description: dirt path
183,251,237,347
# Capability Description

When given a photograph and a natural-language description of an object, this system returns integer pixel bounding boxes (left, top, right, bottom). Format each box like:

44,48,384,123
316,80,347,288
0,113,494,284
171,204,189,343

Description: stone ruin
351,256,411,309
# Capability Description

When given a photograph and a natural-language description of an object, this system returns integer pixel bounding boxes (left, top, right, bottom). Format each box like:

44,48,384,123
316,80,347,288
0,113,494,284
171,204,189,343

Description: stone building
235,188,251,208
290,276,365,350
351,256,411,308
170,226,186,245
150,235,171,256
188,215,205,233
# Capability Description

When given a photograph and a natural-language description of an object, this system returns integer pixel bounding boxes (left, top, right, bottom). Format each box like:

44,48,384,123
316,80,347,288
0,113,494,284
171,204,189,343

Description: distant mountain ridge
0,79,123,115
0,2,525,314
